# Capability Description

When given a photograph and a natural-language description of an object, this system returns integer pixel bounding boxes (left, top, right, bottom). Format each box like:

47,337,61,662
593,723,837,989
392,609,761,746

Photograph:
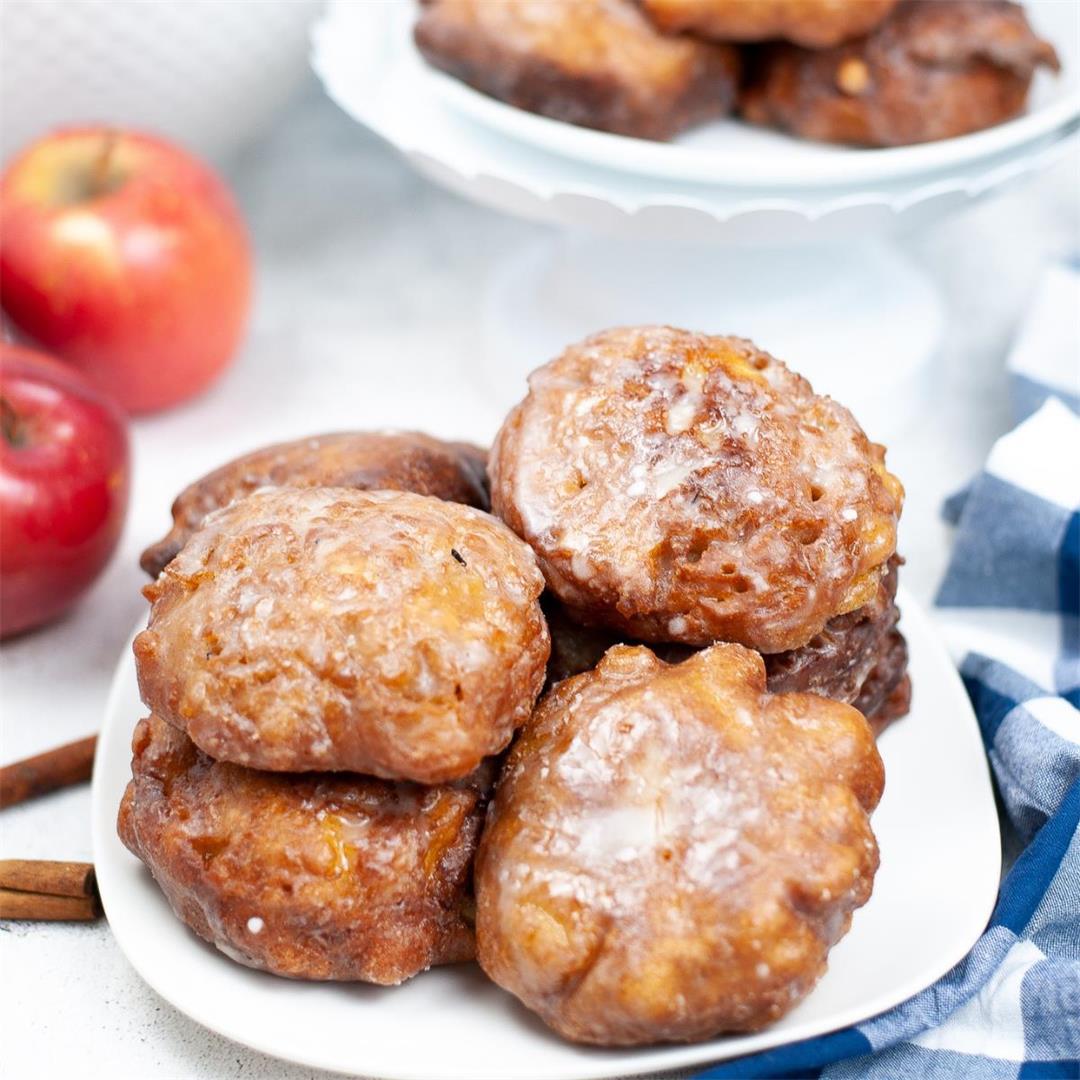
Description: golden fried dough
141,431,489,577
414,0,740,141
741,0,1059,147
135,488,549,782
640,0,898,47
119,715,490,984
475,642,883,1045
491,327,903,654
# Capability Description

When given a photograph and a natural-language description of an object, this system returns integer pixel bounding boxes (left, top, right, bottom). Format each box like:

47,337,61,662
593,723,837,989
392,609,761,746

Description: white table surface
2,78,1077,1079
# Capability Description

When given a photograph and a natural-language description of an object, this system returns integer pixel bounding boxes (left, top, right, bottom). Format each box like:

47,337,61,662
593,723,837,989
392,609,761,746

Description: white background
1,77,1078,1078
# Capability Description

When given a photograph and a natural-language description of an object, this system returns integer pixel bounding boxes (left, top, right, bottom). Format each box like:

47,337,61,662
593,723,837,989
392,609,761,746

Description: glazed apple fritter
853,630,911,737
544,594,692,687
475,642,884,1045
741,0,1060,147
544,555,910,732
490,326,903,655
135,487,549,782
640,0,899,48
140,431,489,577
763,553,907,732
414,0,741,141
119,715,491,984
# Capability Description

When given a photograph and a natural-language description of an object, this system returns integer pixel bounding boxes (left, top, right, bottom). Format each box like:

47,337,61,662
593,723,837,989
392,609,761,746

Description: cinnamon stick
0,887,101,921
0,860,96,899
0,735,97,809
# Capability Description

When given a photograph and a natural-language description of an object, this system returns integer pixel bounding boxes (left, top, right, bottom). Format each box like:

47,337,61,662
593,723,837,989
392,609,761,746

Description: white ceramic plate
93,589,1001,1080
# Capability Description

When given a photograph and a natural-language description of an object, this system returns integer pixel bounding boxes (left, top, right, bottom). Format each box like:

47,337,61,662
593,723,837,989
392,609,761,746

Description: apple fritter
475,642,884,1045
119,714,491,984
853,631,910,737
542,593,694,687
135,487,549,782
762,553,907,728
141,431,489,577
741,0,1059,147
414,0,740,141
544,556,911,731
490,326,903,654
640,0,899,48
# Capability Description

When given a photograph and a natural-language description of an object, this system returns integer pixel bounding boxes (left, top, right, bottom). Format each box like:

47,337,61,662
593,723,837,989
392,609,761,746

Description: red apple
0,128,252,414
1,343,130,639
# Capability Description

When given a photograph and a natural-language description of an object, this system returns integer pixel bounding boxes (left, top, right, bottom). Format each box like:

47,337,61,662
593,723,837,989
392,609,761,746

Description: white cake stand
312,0,1079,436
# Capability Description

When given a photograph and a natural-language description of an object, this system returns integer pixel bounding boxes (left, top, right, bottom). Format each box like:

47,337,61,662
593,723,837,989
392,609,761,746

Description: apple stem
1,396,25,448
90,131,118,198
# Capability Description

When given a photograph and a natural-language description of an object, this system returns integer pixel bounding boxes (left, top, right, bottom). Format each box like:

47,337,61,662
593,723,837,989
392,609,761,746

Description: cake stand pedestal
479,234,943,441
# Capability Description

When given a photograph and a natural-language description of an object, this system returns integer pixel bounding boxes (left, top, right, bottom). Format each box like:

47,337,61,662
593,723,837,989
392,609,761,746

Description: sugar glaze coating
135,487,549,782
476,642,884,1045
491,327,903,654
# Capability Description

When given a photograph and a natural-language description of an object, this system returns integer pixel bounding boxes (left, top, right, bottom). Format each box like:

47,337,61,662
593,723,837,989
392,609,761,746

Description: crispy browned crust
491,327,903,655
640,0,899,48
414,0,740,141
119,715,491,984
475,642,883,1045
140,431,490,578
135,488,549,782
741,0,1060,147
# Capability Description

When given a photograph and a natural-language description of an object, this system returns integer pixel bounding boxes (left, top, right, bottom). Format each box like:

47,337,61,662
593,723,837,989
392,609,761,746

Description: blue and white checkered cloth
698,261,1080,1079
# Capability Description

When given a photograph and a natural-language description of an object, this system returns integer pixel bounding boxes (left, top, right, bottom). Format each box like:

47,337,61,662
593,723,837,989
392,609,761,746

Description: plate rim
92,588,1002,1080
